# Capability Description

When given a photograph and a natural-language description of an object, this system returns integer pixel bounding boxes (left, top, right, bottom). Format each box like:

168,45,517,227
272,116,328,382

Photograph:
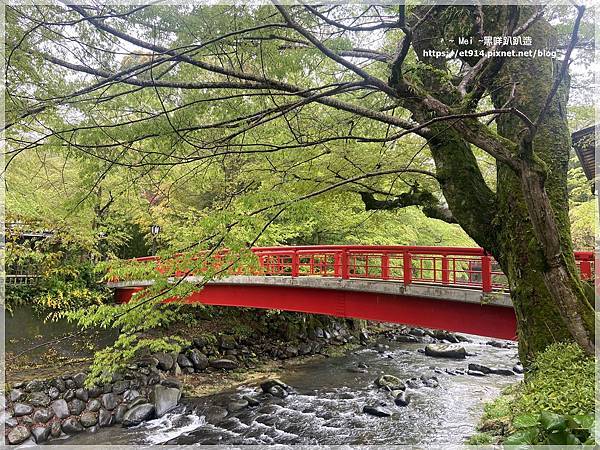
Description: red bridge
110,246,594,341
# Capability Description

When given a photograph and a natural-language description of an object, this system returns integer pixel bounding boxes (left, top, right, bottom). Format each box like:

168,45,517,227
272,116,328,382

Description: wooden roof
572,125,596,180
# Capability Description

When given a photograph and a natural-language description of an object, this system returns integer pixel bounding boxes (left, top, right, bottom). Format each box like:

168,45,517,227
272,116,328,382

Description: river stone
112,380,130,395
421,376,439,388
512,363,524,374
10,389,25,402
363,405,392,417
227,399,249,413
241,395,260,407
114,404,128,424
25,380,44,392
14,403,33,416
161,377,183,389
394,391,410,407
73,373,87,388
128,396,148,409
51,399,70,419
8,425,31,444
62,417,84,434
50,420,62,437
151,385,181,418
219,335,237,350
468,363,492,374
28,391,50,407
123,389,141,403
69,399,86,415
47,386,60,400
424,344,466,359
101,393,119,410
64,389,75,402
75,388,89,402
176,353,193,368
122,403,155,427
5,417,18,427
490,367,516,376
154,353,174,371
260,379,288,393
210,359,238,370
50,378,66,393
80,411,98,427
467,369,486,377
31,424,51,443
88,386,103,398
87,399,101,412
187,349,209,371
102,383,113,394
375,375,405,391
32,408,54,423
98,408,113,427
65,379,76,389
204,405,228,424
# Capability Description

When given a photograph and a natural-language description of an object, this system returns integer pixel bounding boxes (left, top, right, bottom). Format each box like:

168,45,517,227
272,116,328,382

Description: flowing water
52,333,520,446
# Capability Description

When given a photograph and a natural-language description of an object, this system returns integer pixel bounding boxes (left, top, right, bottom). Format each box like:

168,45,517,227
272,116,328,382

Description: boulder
31,424,51,443
112,380,130,395
187,349,209,371
32,408,54,424
9,389,24,402
512,363,524,374
467,369,486,377
48,387,60,400
8,425,31,445
25,380,44,392
151,385,181,418
375,375,405,391
80,411,98,427
61,417,84,434
101,393,119,410
227,400,248,413
241,395,260,407
177,353,193,368
260,379,288,393
363,405,392,417
88,386,103,398
122,403,155,427
219,335,237,350
114,404,128,424
68,399,86,415
50,421,62,437
98,408,113,427
50,378,66,393
209,359,238,370
128,397,148,409
123,389,141,403
154,353,175,371
394,391,410,407
204,405,228,424
73,373,87,388
424,344,466,359
74,388,89,402
87,399,102,412
161,377,183,389
64,389,75,402
14,403,33,416
468,363,492,374
489,367,516,376
28,391,50,407
51,399,70,419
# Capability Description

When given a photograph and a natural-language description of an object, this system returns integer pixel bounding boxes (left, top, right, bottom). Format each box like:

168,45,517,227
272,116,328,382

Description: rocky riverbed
5,325,522,446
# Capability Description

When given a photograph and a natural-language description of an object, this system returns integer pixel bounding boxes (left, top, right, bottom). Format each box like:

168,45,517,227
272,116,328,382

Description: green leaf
570,414,594,430
546,430,581,445
513,413,540,429
540,411,567,432
504,428,538,445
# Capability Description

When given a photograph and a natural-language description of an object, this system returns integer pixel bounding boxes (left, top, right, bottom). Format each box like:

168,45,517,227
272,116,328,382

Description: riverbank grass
468,342,596,445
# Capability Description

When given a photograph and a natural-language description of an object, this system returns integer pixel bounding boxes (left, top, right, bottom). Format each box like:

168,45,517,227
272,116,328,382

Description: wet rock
31,424,51,443
420,375,439,388
486,340,510,348
21,415,34,426
14,403,33,416
394,391,410,407
73,372,87,388
64,389,75,402
363,405,392,417
65,379,76,389
80,411,98,427
219,335,237,350
260,379,288,393
112,380,130,395
69,399,86,416
101,393,119,410
512,363,524,374
424,344,466,359
375,374,406,391
128,397,148,409
5,417,18,428
98,408,113,427
114,404,128,424
187,349,209,371
29,391,51,407
155,353,175,371
88,425,100,434
122,403,155,427
394,334,419,343
103,383,113,394
405,378,421,389
266,385,288,398
227,399,249,413
123,389,140,403
10,389,25,402
25,380,44,392
204,405,229,424
32,408,54,424
467,369,486,377
468,363,492,374
490,368,516,376
51,399,70,419
61,417,84,434
177,353,193,368
50,421,62,437
50,378,66,393
431,329,460,343
8,425,31,444
87,399,101,412
298,342,312,355
74,388,88,402
161,377,183,389
48,386,60,400
209,359,238,370
242,395,260,407
151,385,181,418
88,386,103,398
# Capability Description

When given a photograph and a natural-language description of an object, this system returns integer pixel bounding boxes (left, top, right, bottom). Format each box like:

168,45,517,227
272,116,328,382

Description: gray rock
101,393,119,410
151,385,181,418
62,417,84,434
431,329,460,343
64,389,75,402
75,388,89,402
65,379,76,389
394,391,410,407
98,408,113,427
10,389,25,402
467,369,486,377
31,424,51,443
8,425,31,444
112,380,130,395
114,404,128,424
173,362,182,376
80,411,98,427
32,408,54,423
260,379,288,394
51,399,70,419
73,372,87,388
187,349,209,371
48,386,60,400
218,335,237,350
21,415,34,426
421,376,439,388
512,363,524,374
25,380,44,392
102,384,113,394
161,377,182,389
14,403,33,416
468,363,492,374
5,417,19,427
490,367,516,376
154,353,174,371
50,421,62,437
87,399,102,412
363,405,392,417
177,353,193,368
68,399,86,415
375,375,405,391
209,359,238,370
266,385,288,398
128,396,148,409
241,395,260,407
29,391,50,407
123,389,141,402
88,386,103,398
50,378,66,393
227,400,248,412
204,405,228,424
424,344,466,359
122,403,155,427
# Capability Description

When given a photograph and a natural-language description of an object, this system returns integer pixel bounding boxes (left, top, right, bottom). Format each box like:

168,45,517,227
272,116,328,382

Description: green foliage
505,412,595,446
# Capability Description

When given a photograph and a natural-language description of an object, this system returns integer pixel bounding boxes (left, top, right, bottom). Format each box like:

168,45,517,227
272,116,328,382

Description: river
50,332,519,446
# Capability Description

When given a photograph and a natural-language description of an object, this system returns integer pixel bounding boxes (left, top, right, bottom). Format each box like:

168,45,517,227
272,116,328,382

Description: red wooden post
441,255,449,285
580,260,592,280
334,252,342,277
403,252,412,285
291,251,299,277
382,253,390,280
481,255,492,292
341,250,349,280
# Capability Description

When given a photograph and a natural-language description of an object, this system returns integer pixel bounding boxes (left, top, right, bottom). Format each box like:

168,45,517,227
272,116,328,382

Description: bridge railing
127,246,594,293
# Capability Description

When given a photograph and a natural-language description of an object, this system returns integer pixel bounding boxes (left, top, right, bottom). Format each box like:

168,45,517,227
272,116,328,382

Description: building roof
572,125,596,181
